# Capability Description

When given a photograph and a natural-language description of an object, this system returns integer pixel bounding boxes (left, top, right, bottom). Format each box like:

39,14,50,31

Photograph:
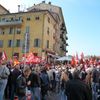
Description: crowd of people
0,58,100,100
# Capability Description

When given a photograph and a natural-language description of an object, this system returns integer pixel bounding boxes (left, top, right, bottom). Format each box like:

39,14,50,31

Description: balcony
60,45,65,51
66,36,68,40
66,43,69,46
60,34,64,39
0,19,22,26
66,50,68,53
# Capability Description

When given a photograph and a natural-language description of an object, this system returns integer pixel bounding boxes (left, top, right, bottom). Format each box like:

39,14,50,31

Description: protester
40,66,50,100
91,65,100,100
10,63,22,100
1,54,100,100
16,66,31,100
28,66,41,100
60,69,69,100
65,68,92,100
0,60,10,100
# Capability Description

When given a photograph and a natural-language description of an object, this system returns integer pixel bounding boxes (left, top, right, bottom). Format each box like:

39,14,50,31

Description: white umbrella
56,55,72,61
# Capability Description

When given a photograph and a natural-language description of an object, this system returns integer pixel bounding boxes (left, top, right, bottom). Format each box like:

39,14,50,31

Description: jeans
0,79,7,100
18,96,26,100
10,84,16,100
31,87,41,100
92,82,99,100
60,90,67,100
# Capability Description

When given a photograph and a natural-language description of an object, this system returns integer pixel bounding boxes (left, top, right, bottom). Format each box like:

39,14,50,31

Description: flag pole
24,32,28,67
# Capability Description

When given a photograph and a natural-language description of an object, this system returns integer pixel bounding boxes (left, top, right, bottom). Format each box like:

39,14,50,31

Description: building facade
0,2,68,61
27,1,68,55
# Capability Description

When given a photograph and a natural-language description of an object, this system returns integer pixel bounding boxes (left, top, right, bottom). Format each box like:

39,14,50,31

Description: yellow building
0,2,68,62
0,10,57,60
27,1,68,56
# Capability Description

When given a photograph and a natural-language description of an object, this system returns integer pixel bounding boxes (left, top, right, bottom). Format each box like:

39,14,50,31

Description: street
46,92,61,100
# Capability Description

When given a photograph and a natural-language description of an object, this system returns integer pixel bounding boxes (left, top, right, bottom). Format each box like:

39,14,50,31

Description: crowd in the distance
0,59,100,100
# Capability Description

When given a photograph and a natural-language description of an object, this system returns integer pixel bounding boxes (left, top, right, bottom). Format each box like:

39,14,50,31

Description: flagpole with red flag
71,55,76,67
75,52,79,65
2,51,7,61
80,52,84,64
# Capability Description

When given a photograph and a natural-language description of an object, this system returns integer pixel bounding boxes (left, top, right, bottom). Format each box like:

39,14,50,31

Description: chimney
18,5,20,12
42,1,45,3
48,2,51,5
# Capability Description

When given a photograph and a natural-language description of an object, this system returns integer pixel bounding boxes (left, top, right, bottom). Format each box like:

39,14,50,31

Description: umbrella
56,55,72,61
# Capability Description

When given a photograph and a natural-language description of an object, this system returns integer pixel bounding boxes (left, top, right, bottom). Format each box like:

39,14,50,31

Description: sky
0,0,100,56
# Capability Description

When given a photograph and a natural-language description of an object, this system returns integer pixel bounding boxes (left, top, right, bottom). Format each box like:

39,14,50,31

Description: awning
47,53,60,58
56,55,72,61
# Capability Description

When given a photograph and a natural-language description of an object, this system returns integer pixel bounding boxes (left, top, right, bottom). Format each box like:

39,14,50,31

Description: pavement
45,91,61,100
4,91,62,100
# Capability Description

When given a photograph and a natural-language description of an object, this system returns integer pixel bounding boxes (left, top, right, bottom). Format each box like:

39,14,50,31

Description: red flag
75,53,79,64
27,52,34,62
71,56,76,66
80,52,85,64
2,51,7,60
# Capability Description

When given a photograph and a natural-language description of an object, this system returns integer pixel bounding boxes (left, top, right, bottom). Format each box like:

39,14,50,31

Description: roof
27,2,60,11
0,10,57,23
0,4,10,13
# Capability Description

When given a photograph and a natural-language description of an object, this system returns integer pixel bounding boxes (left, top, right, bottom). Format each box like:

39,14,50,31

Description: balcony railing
0,19,22,26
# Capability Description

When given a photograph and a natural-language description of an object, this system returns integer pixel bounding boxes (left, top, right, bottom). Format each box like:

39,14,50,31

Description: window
2,18,6,21
0,28,5,35
48,17,50,23
9,27,13,34
2,31,5,35
35,16,40,20
0,28,2,35
0,40,3,48
47,40,49,48
8,40,13,47
16,39,21,47
27,17,31,21
16,28,21,34
11,17,14,21
47,27,49,35
34,38,40,47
